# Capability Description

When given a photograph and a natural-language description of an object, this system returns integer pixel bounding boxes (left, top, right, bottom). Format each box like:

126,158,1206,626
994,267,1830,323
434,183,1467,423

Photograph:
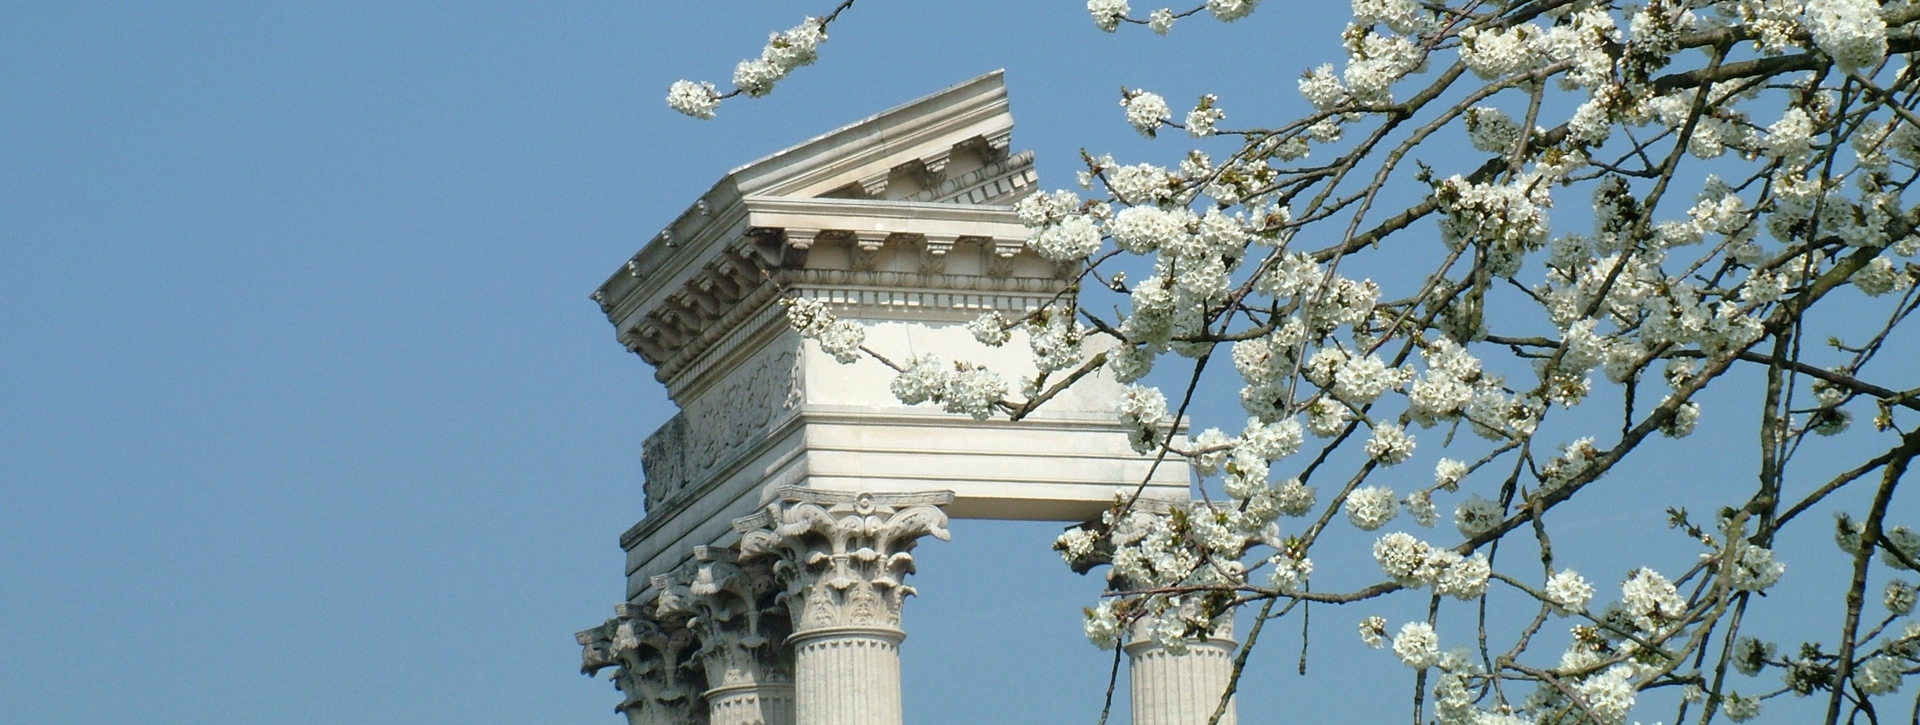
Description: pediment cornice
592,71,1051,398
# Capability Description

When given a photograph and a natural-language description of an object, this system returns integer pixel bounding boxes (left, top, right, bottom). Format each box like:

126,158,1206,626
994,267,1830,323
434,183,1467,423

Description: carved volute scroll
576,602,708,725
731,488,954,634
577,618,620,677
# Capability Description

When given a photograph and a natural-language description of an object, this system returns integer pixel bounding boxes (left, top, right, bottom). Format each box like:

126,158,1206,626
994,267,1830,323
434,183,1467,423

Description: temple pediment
591,70,1187,603
581,73,1221,725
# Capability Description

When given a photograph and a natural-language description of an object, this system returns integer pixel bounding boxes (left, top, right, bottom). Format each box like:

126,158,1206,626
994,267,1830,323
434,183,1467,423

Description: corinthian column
654,546,796,725
732,487,953,725
575,602,707,725
1126,616,1239,725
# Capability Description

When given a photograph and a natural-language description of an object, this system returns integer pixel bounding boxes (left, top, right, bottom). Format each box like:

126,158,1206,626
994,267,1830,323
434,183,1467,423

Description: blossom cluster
666,17,827,118
699,0,1920,718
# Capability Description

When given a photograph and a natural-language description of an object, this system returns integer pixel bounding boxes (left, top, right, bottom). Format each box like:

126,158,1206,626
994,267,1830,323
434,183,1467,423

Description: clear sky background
4,3,1912,724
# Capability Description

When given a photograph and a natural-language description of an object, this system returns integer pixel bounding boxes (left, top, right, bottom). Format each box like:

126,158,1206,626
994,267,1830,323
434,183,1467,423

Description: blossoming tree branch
665,1,1920,723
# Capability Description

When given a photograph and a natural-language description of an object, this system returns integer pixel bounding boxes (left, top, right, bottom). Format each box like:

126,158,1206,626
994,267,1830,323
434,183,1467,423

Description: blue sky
4,3,1912,724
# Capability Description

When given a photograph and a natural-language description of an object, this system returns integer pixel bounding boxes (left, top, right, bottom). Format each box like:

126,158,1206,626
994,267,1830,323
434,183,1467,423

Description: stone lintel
618,406,1191,603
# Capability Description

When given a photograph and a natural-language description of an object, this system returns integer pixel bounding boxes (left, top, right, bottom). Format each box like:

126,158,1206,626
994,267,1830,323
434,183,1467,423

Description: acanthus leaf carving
730,488,953,633
668,546,795,693
576,601,706,725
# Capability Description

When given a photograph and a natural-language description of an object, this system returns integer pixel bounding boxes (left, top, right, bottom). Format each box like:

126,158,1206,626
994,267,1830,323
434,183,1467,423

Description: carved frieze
641,347,803,510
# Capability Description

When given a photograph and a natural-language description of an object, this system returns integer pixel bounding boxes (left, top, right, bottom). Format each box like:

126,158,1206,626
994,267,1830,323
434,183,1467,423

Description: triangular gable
723,69,1027,203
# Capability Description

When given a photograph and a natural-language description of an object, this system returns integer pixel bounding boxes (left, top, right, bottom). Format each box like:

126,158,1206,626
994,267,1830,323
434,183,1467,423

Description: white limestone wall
805,316,1125,415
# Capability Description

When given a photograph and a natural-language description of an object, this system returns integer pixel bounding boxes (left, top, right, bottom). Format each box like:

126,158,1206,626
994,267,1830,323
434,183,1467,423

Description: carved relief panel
640,343,805,509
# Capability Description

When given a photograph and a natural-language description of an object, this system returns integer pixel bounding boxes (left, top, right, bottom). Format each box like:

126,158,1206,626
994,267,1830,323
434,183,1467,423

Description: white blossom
1365,422,1416,465
1149,8,1176,34
1455,494,1502,539
726,17,827,98
1765,107,1816,162
1346,485,1399,530
1853,257,1912,297
1343,25,1423,104
1089,0,1130,32
1621,568,1688,632
1085,599,1124,648
1405,490,1437,527
1267,553,1313,592
1122,90,1172,138
1727,542,1786,592
1186,95,1224,137
1106,162,1175,203
1109,344,1154,383
1306,398,1352,437
1299,64,1350,111
1732,636,1774,675
1805,0,1888,72
1119,385,1169,453
1886,526,1920,570
1208,0,1260,22
1275,478,1317,516
1109,205,1193,254
1392,621,1441,668
1887,579,1917,616
1191,427,1232,477
1333,354,1409,403
1662,399,1701,438
1019,190,1106,263
1359,615,1387,648
1543,9,1619,89
1464,106,1521,154
1458,24,1542,80
1574,664,1637,725
732,59,781,98
1545,569,1594,614
1032,215,1104,262
1374,531,1430,583
785,297,865,363
890,355,948,405
1855,654,1904,695
1028,309,1086,375
666,80,721,119
762,19,824,69
1723,692,1762,722
1352,0,1431,35
1239,417,1304,461
1057,528,1097,565
1434,553,1490,599
968,311,1013,347
943,363,1007,420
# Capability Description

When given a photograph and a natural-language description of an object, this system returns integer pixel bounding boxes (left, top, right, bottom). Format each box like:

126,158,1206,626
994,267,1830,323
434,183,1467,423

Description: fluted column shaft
706,681,797,725
1126,634,1239,725
791,626,905,725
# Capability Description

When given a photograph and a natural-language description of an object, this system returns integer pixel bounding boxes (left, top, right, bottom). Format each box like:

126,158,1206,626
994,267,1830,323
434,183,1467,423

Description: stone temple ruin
576,71,1237,725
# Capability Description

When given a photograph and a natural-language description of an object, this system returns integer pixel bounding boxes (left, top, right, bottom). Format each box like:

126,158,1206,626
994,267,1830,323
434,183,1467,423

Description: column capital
575,601,706,724
731,488,953,634
653,546,794,692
